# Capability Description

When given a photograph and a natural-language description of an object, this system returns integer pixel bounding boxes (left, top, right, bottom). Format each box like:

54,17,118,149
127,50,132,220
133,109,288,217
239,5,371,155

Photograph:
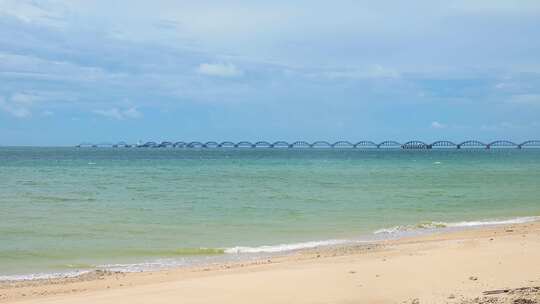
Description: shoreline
2,215,539,283
2,220,540,303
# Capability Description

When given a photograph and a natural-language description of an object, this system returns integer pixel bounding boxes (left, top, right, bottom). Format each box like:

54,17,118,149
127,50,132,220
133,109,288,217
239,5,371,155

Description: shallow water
1,148,539,278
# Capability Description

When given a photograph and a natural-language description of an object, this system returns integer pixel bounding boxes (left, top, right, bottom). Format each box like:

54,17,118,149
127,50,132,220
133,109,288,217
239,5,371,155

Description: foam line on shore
0,270,91,282
2,216,538,282
224,239,356,254
373,216,540,234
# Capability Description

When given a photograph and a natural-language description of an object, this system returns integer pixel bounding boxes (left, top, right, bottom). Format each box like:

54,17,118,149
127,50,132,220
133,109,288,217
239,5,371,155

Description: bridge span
77,140,540,149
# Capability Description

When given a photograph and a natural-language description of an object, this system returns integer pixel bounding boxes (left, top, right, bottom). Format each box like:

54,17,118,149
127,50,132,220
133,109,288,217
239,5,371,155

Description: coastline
2,216,538,282
2,220,539,303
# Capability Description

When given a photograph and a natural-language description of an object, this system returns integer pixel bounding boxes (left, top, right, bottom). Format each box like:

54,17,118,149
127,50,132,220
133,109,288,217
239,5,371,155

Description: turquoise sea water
1,147,539,278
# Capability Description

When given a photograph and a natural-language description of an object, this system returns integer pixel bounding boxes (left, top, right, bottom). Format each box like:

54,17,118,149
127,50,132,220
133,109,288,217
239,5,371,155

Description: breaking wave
374,216,540,234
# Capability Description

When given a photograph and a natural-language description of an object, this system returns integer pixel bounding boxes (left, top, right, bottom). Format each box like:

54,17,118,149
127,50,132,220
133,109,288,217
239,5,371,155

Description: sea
1,147,539,280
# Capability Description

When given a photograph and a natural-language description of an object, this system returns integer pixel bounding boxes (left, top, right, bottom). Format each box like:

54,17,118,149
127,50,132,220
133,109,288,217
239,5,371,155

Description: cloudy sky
0,0,539,145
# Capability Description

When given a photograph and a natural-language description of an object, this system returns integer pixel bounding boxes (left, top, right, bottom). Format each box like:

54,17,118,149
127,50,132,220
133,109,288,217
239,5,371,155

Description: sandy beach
1,221,539,304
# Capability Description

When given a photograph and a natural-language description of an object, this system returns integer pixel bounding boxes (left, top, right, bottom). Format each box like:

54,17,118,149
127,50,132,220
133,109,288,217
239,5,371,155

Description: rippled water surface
1,147,539,277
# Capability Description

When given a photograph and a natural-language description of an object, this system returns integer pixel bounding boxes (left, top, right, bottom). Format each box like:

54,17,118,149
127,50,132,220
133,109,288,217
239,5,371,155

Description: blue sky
0,0,539,145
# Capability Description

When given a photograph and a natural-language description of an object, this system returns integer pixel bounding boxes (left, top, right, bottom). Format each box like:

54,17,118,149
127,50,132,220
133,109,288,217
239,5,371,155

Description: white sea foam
225,239,355,254
446,216,540,227
97,259,190,273
227,216,540,253
0,270,91,282
373,216,540,234
3,216,538,282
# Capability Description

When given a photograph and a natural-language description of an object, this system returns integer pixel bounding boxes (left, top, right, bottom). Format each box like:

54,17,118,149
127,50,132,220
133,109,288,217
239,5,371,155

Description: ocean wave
0,240,351,280
373,216,540,234
225,239,355,254
0,270,91,282
447,216,540,227
3,216,538,282
97,259,189,273
143,248,225,256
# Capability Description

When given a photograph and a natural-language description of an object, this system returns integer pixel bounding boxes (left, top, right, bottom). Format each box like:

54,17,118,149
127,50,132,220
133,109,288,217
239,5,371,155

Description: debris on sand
456,286,540,304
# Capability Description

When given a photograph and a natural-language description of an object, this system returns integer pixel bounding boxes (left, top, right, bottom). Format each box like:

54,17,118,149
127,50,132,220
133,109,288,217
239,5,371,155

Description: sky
0,0,539,146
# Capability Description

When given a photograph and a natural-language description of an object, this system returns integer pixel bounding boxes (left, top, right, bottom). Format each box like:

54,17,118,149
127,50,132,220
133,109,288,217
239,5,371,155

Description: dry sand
1,222,540,304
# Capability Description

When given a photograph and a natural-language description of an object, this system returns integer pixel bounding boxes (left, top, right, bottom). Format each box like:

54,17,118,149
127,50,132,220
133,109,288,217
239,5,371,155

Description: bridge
76,140,540,149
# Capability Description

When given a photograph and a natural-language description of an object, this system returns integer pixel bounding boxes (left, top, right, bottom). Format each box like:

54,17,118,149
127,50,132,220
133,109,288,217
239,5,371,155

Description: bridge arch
139,142,157,148
487,140,518,149
457,140,487,149
291,141,311,148
218,141,235,148
254,141,272,148
187,141,204,148
311,141,332,148
272,141,290,148
430,141,457,149
77,142,94,148
95,142,115,148
204,141,219,148
332,141,354,148
377,141,401,148
519,140,540,148
235,141,254,148
354,141,378,148
402,140,429,149
114,141,131,148
158,141,173,148
173,141,187,148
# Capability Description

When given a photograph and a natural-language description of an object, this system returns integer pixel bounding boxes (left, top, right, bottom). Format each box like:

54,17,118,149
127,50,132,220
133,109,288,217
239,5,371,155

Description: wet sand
2,221,540,304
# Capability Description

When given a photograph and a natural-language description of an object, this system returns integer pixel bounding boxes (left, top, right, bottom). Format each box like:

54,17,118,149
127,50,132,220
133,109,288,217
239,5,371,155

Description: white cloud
122,107,142,119
305,65,400,80
92,107,142,120
509,94,540,105
93,108,123,120
368,65,400,78
480,121,534,131
431,121,446,129
196,63,242,77
10,93,38,105
0,94,34,118
0,103,32,118
494,82,520,90
0,0,67,27
0,52,127,84
0,92,69,118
